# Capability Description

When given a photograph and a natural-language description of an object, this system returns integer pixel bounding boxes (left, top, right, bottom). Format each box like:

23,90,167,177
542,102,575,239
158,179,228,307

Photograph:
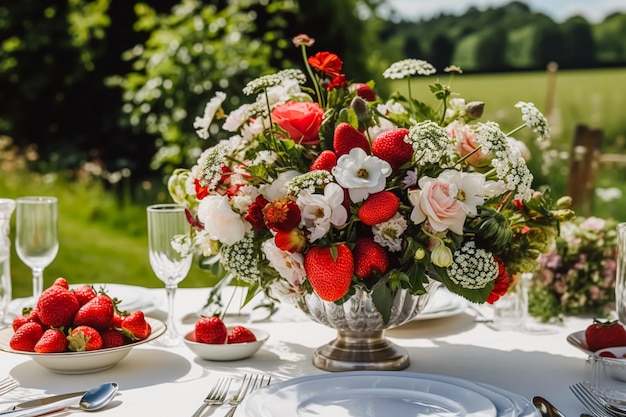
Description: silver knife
4,392,84,411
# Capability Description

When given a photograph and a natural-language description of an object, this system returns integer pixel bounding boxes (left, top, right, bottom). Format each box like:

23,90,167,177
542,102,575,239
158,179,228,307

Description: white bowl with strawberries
0,278,166,374
184,316,268,361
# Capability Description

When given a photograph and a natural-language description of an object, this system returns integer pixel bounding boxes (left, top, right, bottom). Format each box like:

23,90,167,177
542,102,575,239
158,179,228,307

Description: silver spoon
0,382,118,417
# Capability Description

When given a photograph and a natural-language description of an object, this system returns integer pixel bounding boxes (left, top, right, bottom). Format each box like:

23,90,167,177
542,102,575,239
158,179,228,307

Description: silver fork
223,374,271,417
0,377,19,397
570,382,626,417
190,377,232,417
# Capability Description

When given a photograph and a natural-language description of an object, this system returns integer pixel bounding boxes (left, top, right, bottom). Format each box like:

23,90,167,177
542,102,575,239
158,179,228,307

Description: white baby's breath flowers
382,59,436,79
243,69,306,96
447,241,498,289
220,233,261,284
405,121,457,167
515,101,551,140
372,213,407,252
193,91,226,139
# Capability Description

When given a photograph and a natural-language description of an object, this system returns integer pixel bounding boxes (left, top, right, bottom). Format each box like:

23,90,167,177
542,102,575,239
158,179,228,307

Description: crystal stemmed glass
15,196,59,308
147,204,192,347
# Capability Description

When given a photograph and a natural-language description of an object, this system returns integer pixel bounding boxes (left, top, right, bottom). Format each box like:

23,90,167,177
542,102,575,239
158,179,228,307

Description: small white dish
0,317,166,374
184,327,268,361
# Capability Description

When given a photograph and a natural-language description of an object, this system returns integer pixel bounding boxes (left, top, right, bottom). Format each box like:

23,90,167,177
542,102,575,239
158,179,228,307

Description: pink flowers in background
530,216,618,322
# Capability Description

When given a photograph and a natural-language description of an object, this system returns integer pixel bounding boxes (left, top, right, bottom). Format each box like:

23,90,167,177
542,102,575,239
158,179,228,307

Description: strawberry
585,319,626,351
371,128,413,169
101,329,126,349
53,277,69,289
353,237,389,279
599,351,617,358
36,285,80,328
121,311,151,341
304,244,354,302
309,150,337,172
111,313,124,329
357,191,399,226
12,308,42,331
333,122,370,156
9,322,43,352
355,83,376,101
35,328,68,353
73,294,114,330
68,325,103,351
73,285,97,306
227,325,257,344
195,316,227,344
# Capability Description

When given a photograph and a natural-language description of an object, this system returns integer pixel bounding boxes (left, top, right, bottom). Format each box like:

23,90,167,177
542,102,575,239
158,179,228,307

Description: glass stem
165,285,178,338
32,267,43,299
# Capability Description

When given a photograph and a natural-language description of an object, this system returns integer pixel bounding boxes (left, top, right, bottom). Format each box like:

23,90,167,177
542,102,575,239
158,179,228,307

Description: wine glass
15,196,59,308
147,204,192,347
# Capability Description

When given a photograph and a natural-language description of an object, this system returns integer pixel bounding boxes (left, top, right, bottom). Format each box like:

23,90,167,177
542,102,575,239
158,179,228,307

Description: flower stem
504,124,525,137
407,78,415,117
301,45,324,107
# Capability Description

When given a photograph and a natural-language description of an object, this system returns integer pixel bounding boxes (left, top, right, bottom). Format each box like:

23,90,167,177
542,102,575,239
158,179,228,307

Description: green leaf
435,266,494,303
371,282,394,325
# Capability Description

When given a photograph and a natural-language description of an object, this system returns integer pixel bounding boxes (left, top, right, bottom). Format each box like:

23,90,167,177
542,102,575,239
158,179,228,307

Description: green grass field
2,67,625,298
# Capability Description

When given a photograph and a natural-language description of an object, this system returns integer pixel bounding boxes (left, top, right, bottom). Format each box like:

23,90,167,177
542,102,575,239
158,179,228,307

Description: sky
384,0,626,23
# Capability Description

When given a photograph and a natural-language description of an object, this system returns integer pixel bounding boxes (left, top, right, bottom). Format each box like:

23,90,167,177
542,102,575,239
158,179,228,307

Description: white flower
193,91,226,139
447,241,498,289
262,239,306,290
261,170,301,201
332,148,392,203
445,98,466,120
197,194,251,245
222,104,250,132
230,185,260,214
372,213,407,252
297,183,348,242
409,170,485,235
382,59,436,79
515,101,550,140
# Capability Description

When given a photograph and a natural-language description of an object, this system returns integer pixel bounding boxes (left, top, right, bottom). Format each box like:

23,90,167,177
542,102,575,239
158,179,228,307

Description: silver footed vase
298,280,440,372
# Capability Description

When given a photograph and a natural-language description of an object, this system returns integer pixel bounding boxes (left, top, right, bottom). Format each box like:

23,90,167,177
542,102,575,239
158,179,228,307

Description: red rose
245,195,269,231
271,101,324,146
486,257,511,304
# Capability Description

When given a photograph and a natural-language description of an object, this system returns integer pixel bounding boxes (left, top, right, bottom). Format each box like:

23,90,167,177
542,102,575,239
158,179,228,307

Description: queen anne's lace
382,59,436,79
515,101,550,140
447,241,498,289
287,171,335,196
405,121,457,166
220,233,261,284
243,69,306,95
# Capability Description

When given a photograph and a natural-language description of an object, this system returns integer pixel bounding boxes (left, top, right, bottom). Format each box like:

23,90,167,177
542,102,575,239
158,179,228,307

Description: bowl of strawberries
0,278,166,374
184,316,268,361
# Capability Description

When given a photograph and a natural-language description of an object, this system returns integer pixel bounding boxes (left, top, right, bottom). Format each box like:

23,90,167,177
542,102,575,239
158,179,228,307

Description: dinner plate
240,371,498,417
566,330,593,355
477,382,540,417
72,283,162,314
413,288,469,321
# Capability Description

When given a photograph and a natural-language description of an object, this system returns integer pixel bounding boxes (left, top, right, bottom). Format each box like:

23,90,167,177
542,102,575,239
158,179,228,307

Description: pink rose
447,121,490,167
271,101,324,146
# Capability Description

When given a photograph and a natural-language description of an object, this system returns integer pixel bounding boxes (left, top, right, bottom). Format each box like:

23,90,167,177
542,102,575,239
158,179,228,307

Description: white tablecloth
0,287,592,416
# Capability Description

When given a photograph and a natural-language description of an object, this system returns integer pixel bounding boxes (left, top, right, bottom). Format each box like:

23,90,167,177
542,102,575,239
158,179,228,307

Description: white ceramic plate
240,371,498,417
567,330,592,355
477,382,540,417
413,288,469,321
0,317,165,374
184,327,269,361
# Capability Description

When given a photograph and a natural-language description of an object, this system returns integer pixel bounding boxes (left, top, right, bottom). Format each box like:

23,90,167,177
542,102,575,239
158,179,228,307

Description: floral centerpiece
168,34,572,328
530,216,617,322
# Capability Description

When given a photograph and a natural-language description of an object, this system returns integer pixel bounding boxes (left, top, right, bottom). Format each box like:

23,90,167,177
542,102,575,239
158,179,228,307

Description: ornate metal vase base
300,281,440,372
313,330,410,372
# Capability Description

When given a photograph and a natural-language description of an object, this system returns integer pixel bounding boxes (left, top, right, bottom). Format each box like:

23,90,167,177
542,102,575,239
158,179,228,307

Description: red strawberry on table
73,294,115,330
585,319,626,351
121,311,151,341
9,322,44,352
195,316,227,344
353,237,389,280
333,122,370,156
371,128,413,170
53,277,69,289
310,150,338,172
358,191,399,226
12,308,42,332
35,328,68,353
101,329,126,349
304,244,354,302
227,326,257,344
68,325,103,351
37,285,81,328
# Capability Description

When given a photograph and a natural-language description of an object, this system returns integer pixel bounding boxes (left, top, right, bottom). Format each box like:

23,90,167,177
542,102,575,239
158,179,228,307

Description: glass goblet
147,204,192,347
15,196,59,308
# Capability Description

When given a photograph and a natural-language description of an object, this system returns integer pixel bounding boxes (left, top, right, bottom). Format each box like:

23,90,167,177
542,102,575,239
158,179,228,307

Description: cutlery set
0,377,18,397
570,382,626,417
191,374,271,417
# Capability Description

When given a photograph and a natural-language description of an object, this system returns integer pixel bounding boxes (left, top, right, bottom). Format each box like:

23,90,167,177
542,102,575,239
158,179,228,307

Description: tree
561,16,595,68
